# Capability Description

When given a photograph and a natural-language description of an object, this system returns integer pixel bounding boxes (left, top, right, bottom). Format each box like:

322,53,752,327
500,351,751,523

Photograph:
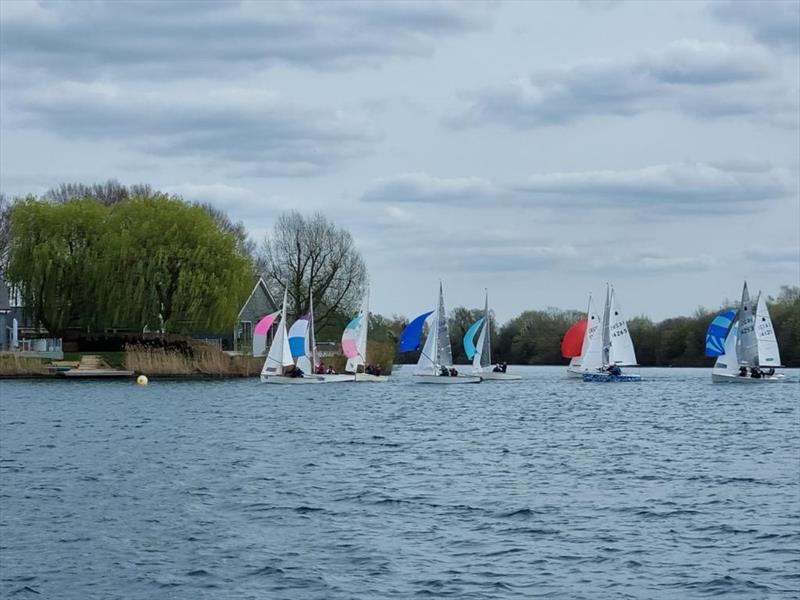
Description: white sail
435,283,453,367
755,293,782,367
473,292,492,372
416,311,437,374
713,320,740,375
735,282,759,367
568,294,599,370
416,283,453,375
581,297,605,372
607,286,637,366
261,290,293,376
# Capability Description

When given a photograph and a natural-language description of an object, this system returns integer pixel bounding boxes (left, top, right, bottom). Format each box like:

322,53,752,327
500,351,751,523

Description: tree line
381,286,800,368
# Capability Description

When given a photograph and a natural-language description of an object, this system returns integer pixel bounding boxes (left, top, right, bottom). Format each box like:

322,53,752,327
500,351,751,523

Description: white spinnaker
755,293,782,366
736,283,759,367
713,320,740,375
261,291,294,376
608,286,637,366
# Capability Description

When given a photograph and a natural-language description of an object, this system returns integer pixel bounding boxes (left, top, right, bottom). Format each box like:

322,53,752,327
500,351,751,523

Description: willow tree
6,193,254,334
7,197,108,332
105,195,253,332
258,211,367,325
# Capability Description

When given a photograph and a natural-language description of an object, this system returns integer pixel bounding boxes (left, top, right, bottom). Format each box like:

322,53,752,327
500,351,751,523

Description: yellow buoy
136,375,149,385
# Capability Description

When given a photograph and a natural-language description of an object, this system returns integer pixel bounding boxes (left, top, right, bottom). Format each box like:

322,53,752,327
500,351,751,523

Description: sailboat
290,290,355,383
463,291,520,381
260,290,324,384
341,289,389,382
708,282,785,383
581,284,642,382
562,294,600,378
399,283,482,384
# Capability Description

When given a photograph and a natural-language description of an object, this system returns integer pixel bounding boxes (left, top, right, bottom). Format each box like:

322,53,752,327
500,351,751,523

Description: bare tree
43,180,153,205
259,211,367,325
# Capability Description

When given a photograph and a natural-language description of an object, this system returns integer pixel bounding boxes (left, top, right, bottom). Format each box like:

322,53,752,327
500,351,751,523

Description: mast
601,283,611,367
483,289,491,367
364,286,370,368
431,282,440,368
310,288,317,370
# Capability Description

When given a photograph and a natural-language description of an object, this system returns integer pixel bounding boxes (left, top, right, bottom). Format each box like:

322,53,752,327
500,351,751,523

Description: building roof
237,276,277,319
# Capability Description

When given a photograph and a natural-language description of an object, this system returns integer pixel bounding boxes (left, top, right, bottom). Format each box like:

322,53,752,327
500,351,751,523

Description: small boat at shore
400,283,481,384
708,282,785,383
463,291,520,381
58,355,134,378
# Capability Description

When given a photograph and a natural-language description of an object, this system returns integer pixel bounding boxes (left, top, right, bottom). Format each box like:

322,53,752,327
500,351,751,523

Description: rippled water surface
1,367,798,599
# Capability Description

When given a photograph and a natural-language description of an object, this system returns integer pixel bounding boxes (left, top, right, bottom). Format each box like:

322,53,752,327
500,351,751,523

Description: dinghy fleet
259,280,787,385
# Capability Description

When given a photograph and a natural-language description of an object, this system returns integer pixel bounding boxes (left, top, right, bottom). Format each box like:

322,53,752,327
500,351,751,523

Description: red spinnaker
561,319,587,358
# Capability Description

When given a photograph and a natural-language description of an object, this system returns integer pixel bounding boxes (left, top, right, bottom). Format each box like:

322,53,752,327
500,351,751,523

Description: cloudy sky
1,0,798,322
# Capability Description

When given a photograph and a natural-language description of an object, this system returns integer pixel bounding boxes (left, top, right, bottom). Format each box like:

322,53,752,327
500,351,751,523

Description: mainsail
607,286,637,366
475,292,492,371
755,293,782,366
415,282,452,375
735,282,759,367
261,290,294,376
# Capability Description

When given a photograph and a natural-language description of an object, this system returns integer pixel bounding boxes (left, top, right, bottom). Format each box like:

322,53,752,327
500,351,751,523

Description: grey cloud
361,172,502,204
710,0,800,52
10,83,377,174
362,162,796,209
0,1,491,78
448,40,793,128
743,245,800,264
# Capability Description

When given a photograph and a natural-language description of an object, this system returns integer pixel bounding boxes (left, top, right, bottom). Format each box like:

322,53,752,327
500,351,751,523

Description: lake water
1,366,798,599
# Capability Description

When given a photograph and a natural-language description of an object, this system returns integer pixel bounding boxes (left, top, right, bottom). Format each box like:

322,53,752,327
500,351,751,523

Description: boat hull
477,371,521,381
566,367,585,379
354,373,390,383
414,374,482,384
318,373,356,383
260,375,325,384
583,373,642,382
712,372,785,383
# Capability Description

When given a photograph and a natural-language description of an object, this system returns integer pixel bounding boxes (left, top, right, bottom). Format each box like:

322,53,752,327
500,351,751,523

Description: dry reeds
0,355,49,376
124,342,265,377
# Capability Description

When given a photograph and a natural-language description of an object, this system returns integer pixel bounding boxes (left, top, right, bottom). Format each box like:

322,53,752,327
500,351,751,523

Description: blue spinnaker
399,311,434,352
463,318,485,360
705,310,736,357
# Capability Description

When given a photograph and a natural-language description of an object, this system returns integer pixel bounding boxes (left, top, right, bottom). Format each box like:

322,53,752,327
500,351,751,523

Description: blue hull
582,373,642,382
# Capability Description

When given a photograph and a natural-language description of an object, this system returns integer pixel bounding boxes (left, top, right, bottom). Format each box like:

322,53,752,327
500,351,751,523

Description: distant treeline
380,286,800,368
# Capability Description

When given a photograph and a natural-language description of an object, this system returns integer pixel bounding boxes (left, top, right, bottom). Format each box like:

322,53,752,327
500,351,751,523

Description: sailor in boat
439,365,449,377
287,365,305,378
493,364,502,373
750,367,762,379
316,362,326,375
449,367,458,376
605,364,622,376
739,366,748,377
326,365,337,374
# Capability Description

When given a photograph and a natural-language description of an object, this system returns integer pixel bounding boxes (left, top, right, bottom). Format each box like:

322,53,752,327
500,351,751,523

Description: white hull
414,374,482,384
712,372,786,383
318,373,356,383
354,373,390,383
566,367,585,379
476,371,521,381
260,374,325,384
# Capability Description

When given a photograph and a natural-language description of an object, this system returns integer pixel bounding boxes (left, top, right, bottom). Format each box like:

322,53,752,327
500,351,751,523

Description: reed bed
0,355,49,376
124,343,265,377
